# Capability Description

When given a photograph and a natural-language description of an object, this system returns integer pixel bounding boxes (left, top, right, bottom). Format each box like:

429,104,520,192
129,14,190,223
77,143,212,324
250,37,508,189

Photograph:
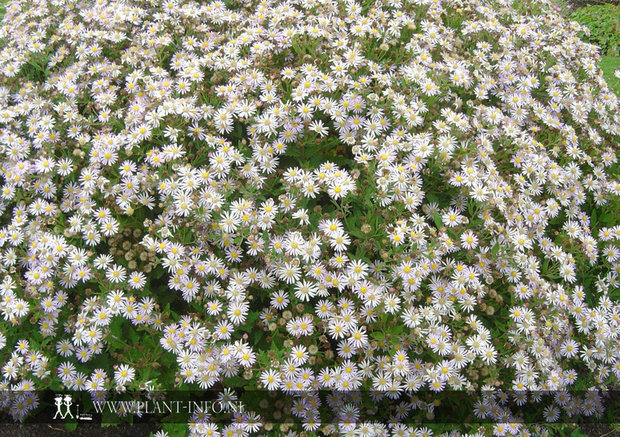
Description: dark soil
0,423,618,436
577,423,620,436
0,423,157,437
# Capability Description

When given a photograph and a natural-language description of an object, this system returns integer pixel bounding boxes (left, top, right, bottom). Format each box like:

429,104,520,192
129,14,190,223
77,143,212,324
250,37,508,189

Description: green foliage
571,4,620,56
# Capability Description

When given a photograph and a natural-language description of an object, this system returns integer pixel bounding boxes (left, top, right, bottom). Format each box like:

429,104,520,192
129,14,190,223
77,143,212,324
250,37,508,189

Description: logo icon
52,394,74,420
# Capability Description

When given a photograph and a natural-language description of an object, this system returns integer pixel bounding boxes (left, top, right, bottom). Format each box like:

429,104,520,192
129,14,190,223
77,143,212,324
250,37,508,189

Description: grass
600,55,620,95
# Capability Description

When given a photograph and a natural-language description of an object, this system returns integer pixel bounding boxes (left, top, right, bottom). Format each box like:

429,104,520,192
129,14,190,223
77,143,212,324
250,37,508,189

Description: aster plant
0,0,618,435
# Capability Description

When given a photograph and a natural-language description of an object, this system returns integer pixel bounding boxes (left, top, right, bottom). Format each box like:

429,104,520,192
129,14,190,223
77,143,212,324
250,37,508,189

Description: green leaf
433,213,443,229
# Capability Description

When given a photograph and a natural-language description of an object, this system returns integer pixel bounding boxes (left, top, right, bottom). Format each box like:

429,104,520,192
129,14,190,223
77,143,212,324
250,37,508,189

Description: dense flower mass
0,0,618,435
